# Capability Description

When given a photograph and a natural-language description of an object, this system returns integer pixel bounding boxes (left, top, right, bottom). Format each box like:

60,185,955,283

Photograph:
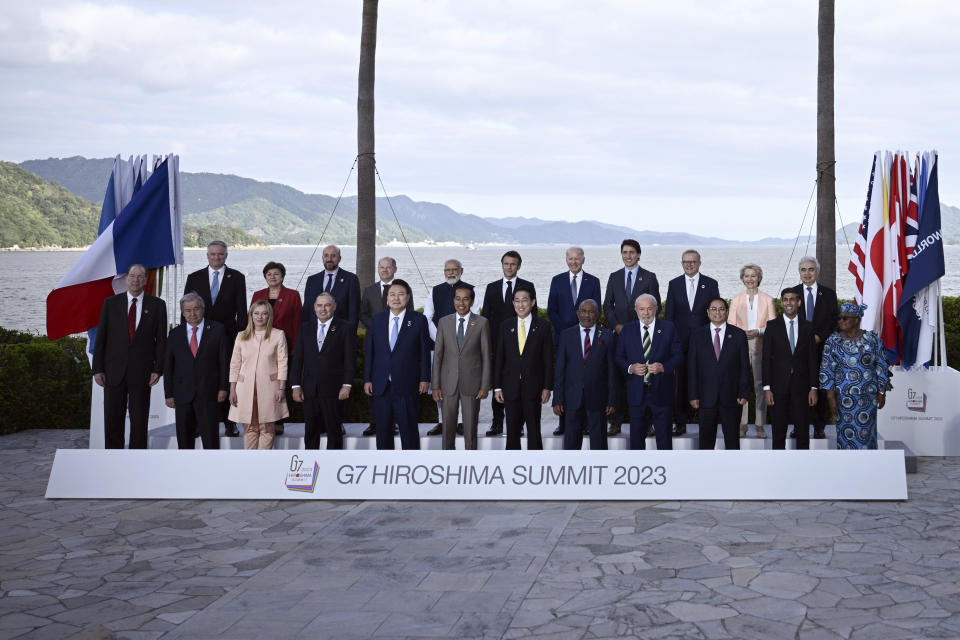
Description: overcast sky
1,1,957,239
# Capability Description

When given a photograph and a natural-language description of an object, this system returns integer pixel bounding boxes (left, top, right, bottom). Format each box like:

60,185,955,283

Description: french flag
46,157,181,340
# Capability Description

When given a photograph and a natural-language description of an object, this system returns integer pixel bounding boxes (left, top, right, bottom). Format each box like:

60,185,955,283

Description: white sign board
46,449,907,501
879,366,960,456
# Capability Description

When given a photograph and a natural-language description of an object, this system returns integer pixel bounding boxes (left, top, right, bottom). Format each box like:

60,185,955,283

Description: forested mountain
16,156,960,248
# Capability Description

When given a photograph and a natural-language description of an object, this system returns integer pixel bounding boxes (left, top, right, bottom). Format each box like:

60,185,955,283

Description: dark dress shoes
427,423,443,436
485,425,503,436
607,424,621,436
672,424,686,436
456,423,464,435
813,427,826,439
224,422,240,437
274,424,284,436
552,426,564,436
362,424,377,436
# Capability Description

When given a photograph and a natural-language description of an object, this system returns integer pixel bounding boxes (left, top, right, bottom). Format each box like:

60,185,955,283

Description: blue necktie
806,286,814,322
210,270,220,304
570,274,578,307
389,316,399,350
626,270,633,297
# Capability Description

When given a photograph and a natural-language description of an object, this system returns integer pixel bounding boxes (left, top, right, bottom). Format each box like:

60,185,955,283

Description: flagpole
937,279,947,368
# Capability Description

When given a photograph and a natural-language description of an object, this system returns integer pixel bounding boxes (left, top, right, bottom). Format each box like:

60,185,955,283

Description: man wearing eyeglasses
687,297,750,450
663,249,720,436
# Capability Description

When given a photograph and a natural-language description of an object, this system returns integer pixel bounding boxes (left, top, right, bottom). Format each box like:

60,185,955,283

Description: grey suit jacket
432,312,491,395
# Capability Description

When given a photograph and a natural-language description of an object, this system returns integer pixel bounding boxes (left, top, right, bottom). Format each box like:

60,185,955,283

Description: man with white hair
789,256,838,439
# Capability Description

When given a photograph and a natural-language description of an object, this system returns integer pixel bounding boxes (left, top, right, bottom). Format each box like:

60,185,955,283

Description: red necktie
190,325,199,357
583,328,591,360
128,297,137,341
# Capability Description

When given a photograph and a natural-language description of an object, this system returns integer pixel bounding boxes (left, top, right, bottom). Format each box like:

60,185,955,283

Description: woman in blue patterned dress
818,302,892,449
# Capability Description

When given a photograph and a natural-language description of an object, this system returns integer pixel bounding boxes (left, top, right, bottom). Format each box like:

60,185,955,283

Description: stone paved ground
2,429,959,640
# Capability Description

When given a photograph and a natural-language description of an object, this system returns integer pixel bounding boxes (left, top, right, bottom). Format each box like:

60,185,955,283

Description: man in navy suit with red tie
164,292,228,450
687,297,750,450
364,280,432,450
615,294,683,450
547,246,601,436
93,264,168,449
553,300,617,450
664,249,720,436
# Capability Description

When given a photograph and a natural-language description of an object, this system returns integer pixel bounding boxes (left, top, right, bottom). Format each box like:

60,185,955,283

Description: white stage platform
147,422,847,451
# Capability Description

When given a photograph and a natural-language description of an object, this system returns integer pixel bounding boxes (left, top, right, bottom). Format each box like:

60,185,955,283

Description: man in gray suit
432,284,491,450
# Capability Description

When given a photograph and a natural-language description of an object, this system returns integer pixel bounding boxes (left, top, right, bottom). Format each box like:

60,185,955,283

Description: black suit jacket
761,316,819,396
481,278,537,346
92,293,167,386
492,315,553,403
290,317,357,398
184,266,248,340
359,281,414,329
553,324,618,411
302,268,361,327
790,283,839,344
163,321,229,403
687,323,750,407
664,273,721,345
603,267,660,327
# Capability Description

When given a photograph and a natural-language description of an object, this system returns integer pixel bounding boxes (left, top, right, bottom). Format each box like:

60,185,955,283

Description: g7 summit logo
285,455,319,493
905,388,927,413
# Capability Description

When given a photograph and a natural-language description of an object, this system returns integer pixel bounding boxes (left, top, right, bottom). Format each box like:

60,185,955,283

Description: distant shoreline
1,241,871,252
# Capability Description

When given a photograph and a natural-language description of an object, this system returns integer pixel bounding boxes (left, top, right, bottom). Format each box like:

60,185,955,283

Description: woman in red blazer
252,261,302,434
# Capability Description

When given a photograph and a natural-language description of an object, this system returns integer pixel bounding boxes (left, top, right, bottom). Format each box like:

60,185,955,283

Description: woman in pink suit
728,263,777,439
251,261,301,435
229,300,289,449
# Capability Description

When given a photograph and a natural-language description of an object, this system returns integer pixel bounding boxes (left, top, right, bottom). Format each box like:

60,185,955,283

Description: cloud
0,0,957,237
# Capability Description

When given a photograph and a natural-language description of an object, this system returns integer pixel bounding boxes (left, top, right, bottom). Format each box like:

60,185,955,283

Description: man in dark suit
291,293,356,450
358,256,413,437
433,285,491,450
687,297,750,450
616,294,683,450
547,246,602,436
789,256,838,440
602,239,660,436
663,249,720,436
553,300,618,450
364,279,432,450
301,244,361,328
93,264,167,449
163,292,228,450
482,250,536,437
493,285,553,450
184,240,247,437
424,259,479,436
359,257,414,329
762,289,819,450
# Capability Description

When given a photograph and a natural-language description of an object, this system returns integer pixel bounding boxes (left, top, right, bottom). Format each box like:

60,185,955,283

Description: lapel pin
407,320,412,327
510,327,515,332
143,309,149,315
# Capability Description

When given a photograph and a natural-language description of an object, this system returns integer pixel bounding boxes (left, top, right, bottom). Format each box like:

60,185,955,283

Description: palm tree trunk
356,0,378,287
816,0,836,288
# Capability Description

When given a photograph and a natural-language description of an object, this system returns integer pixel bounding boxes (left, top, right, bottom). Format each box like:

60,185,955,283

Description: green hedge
2,295,955,434
0,328,91,434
